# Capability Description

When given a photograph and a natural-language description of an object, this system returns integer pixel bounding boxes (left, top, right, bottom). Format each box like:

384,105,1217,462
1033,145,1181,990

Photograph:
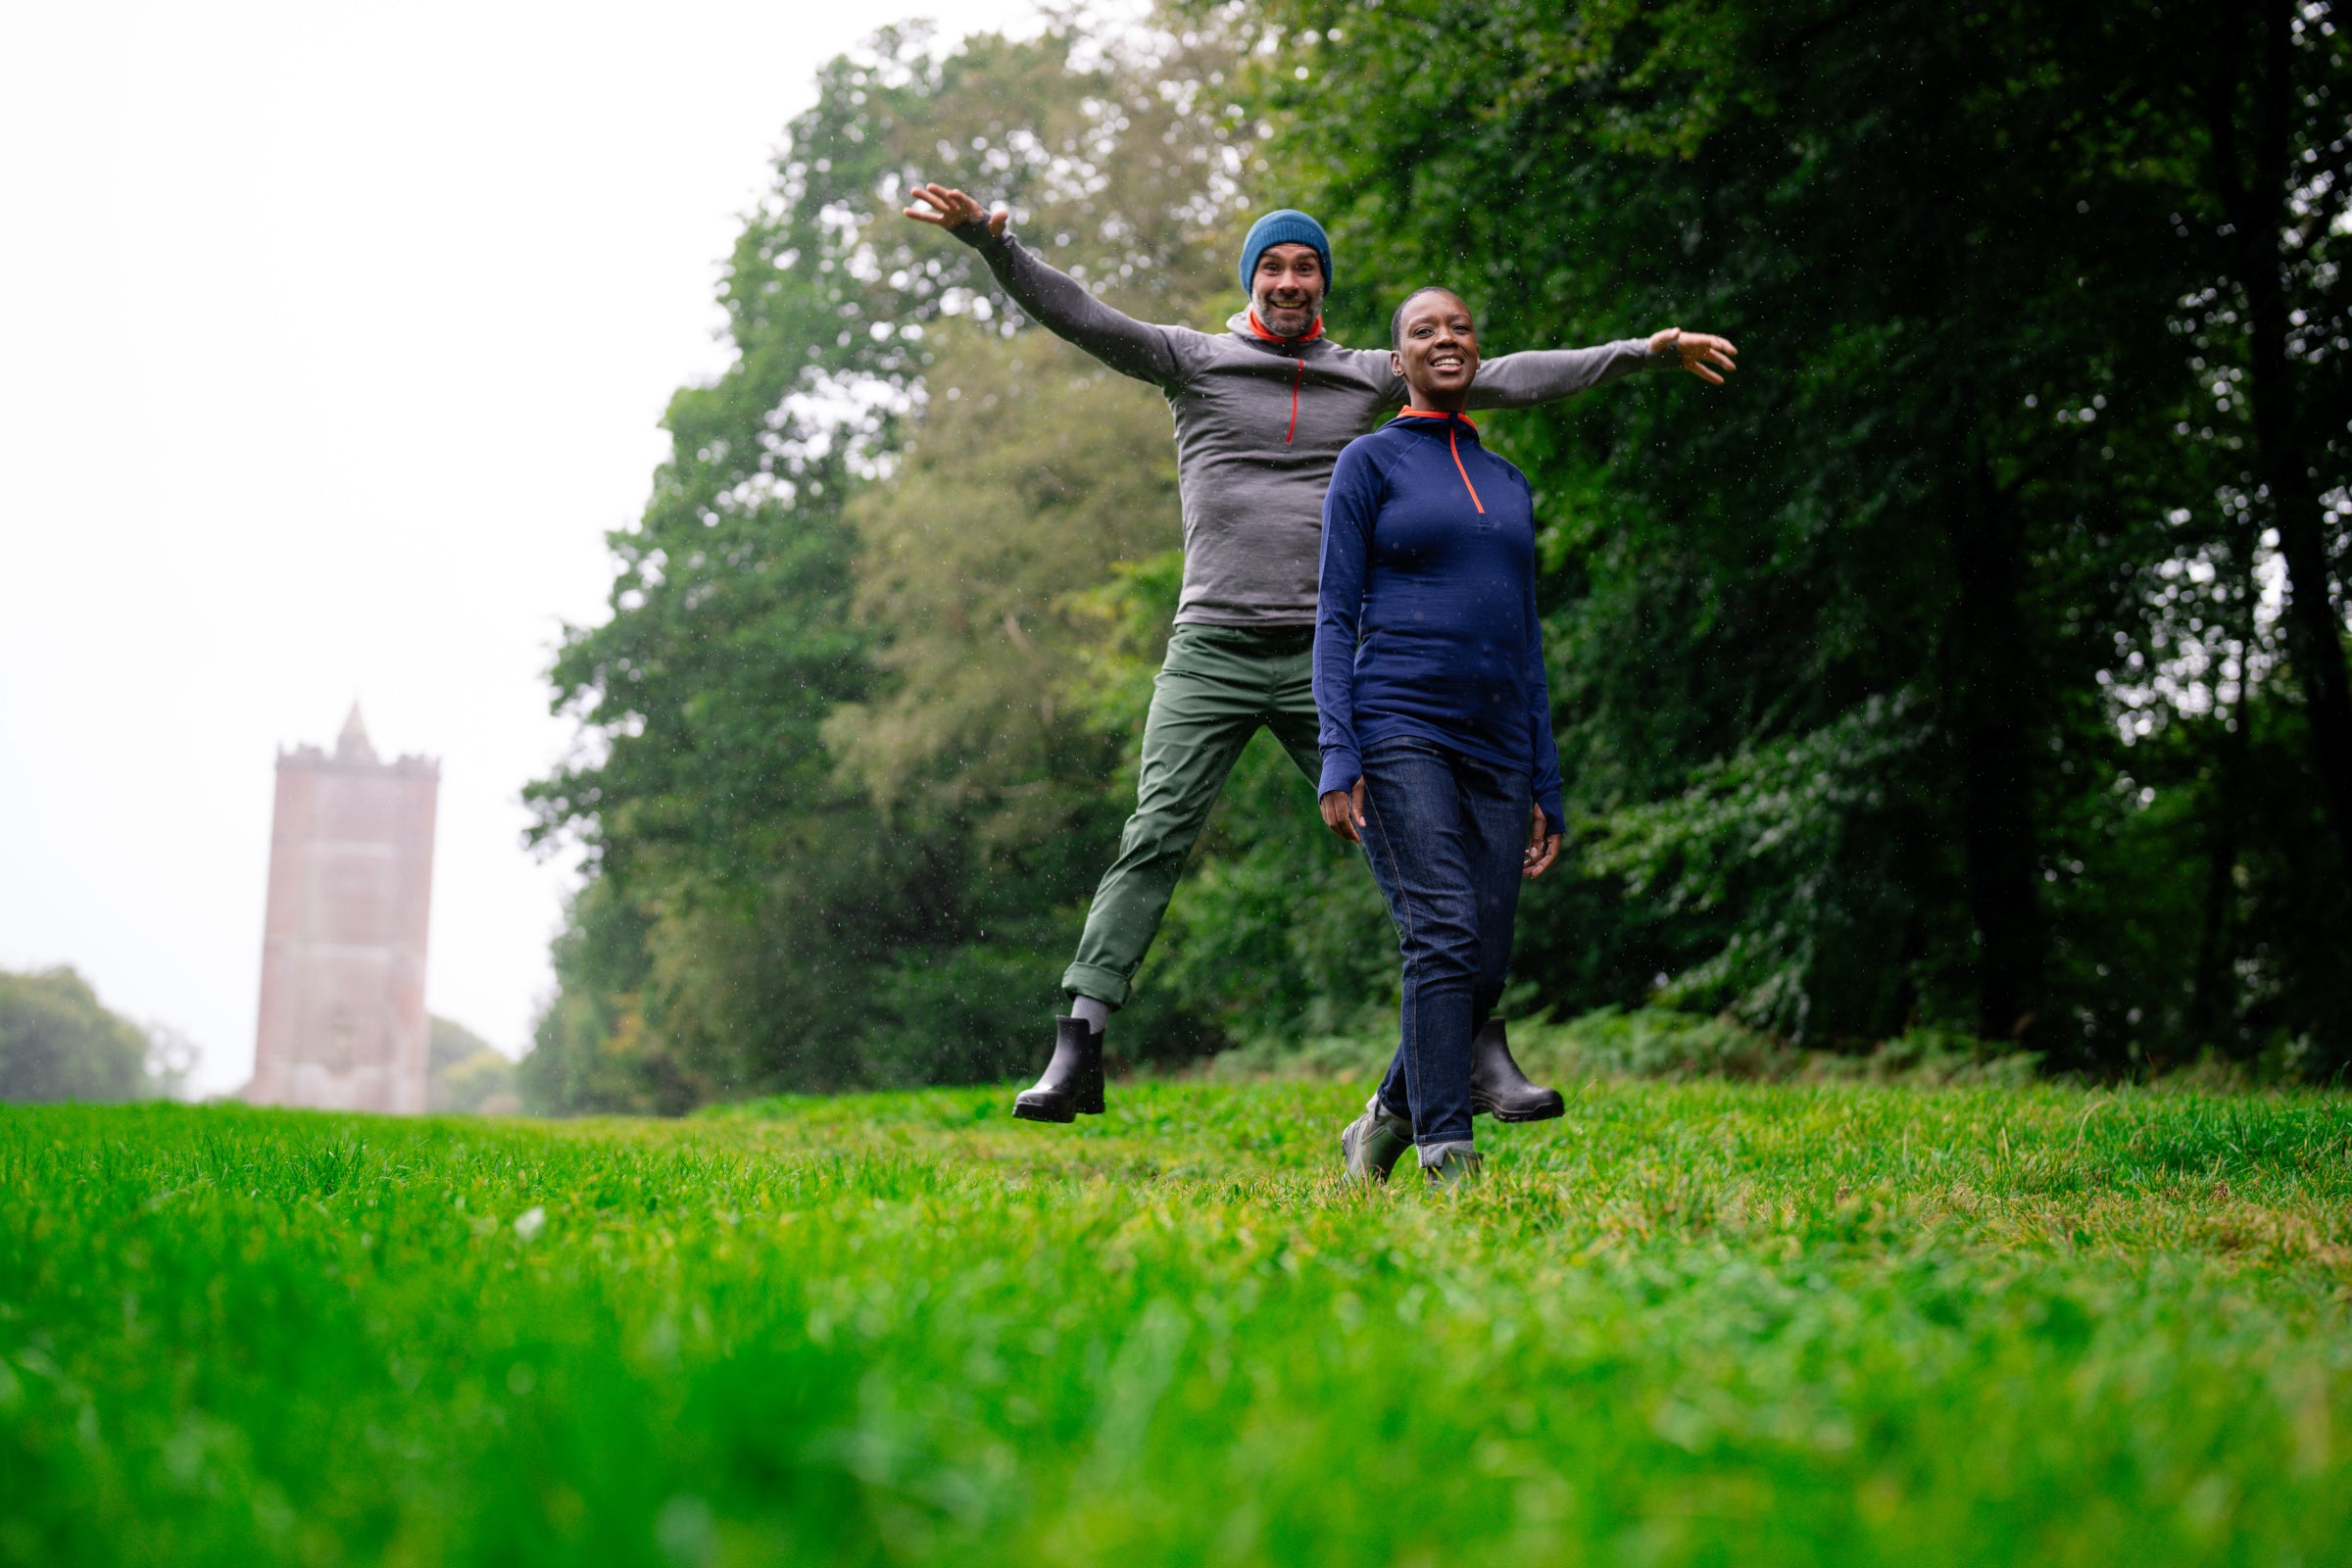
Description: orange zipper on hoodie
1247,310,1322,445
1396,409,1486,514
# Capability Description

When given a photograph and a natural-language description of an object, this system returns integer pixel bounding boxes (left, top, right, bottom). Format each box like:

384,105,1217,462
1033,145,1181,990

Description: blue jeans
1355,739,1530,1155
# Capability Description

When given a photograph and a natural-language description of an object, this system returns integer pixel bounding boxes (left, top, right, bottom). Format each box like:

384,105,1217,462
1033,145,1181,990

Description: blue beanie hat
1239,209,1333,296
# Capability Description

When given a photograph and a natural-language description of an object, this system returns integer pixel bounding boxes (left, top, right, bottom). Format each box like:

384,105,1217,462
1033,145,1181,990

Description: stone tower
247,706,439,1113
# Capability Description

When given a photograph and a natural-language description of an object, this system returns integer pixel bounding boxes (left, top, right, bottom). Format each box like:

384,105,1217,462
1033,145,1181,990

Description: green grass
6,1082,2352,1566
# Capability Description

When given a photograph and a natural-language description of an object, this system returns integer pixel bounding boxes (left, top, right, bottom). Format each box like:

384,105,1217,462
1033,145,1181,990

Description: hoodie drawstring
1288,359,1302,444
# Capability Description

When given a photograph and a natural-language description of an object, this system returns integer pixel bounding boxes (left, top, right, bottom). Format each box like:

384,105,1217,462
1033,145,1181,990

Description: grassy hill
6,1081,2350,1565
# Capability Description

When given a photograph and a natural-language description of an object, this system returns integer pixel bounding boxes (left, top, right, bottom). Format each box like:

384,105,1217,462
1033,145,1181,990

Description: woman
1314,285,1571,1187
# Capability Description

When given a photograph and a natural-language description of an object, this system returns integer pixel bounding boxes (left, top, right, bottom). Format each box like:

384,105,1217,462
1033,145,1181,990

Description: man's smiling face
1251,243,1326,338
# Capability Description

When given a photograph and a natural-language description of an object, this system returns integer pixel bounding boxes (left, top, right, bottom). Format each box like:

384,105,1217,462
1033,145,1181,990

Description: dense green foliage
0,966,162,1103
523,22,1262,1108
1248,0,2352,1069
7,1086,2352,1563
526,4,2352,1107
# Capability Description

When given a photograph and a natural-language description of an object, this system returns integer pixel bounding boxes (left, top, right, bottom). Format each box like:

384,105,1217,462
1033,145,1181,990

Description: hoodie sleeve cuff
949,218,1007,254
1318,753,1361,797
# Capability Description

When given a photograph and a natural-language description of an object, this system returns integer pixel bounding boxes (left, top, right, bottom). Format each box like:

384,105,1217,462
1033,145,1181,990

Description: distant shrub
1196,1033,1392,1084
0,967,150,1103
1188,1006,2047,1090
427,1015,523,1115
1812,1027,2043,1088
1529,1007,1804,1082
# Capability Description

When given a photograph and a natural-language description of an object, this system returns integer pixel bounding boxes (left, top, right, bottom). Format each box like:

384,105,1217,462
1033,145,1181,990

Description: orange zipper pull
1448,426,1485,514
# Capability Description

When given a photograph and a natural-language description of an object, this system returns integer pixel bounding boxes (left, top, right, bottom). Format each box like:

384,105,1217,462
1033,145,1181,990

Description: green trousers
1062,624,1322,1007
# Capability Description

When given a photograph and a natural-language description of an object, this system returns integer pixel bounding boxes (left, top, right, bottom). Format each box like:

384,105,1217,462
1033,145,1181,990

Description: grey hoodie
956,224,1669,628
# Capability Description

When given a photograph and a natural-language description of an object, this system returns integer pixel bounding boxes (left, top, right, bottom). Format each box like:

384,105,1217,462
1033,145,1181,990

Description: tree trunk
1945,448,2049,1046
2187,532,2259,1054
2214,0,2352,887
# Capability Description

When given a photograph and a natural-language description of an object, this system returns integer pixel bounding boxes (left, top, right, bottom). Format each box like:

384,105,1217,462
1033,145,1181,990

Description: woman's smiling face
1392,289,1480,408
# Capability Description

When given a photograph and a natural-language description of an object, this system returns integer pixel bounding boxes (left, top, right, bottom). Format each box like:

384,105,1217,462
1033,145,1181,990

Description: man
902,184,1737,1122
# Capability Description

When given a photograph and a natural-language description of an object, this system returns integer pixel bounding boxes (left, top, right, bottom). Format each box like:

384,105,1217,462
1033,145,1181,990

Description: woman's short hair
1390,286,1471,349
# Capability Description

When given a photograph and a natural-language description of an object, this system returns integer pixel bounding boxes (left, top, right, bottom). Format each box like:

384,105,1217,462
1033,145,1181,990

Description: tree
528,1,2349,1098
525,17,1260,1104
2189,0,2352,885
826,325,1179,839
1238,0,2343,1066
0,967,151,1103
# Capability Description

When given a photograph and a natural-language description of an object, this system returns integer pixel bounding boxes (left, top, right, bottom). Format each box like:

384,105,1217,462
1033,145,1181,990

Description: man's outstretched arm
905,183,1183,388
1463,327,1740,410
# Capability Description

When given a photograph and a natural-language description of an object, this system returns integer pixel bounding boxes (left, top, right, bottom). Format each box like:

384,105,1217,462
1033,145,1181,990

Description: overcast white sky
0,0,1045,1095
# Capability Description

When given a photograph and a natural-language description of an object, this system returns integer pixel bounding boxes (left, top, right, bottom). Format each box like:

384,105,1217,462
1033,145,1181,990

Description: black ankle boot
1469,1019,1564,1122
1012,1017,1104,1123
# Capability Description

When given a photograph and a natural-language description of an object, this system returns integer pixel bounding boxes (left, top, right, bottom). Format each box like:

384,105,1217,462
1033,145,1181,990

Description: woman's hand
1320,780,1366,845
1647,327,1739,386
1524,804,1561,879
903,182,1008,238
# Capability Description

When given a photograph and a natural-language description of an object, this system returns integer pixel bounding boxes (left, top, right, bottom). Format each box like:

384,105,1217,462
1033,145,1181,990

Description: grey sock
1068,995,1112,1035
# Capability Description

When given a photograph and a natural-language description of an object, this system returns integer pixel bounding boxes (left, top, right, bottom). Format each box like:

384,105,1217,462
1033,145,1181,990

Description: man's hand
1320,780,1367,845
1524,803,1561,879
1648,327,1739,385
903,182,1008,238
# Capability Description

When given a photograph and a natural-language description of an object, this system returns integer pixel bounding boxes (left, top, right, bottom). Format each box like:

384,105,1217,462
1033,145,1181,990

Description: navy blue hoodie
1312,410,1565,834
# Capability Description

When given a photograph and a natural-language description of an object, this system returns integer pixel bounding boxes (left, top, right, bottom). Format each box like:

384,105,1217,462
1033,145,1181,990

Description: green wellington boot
1423,1147,1485,1190
1469,1019,1565,1122
1339,1095,1415,1183
1011,1017,1104,1123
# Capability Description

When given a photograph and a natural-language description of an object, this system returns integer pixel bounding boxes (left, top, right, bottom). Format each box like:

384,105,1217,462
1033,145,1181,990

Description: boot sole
1475,1094,1565,1124
1012,1097,1077,1124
